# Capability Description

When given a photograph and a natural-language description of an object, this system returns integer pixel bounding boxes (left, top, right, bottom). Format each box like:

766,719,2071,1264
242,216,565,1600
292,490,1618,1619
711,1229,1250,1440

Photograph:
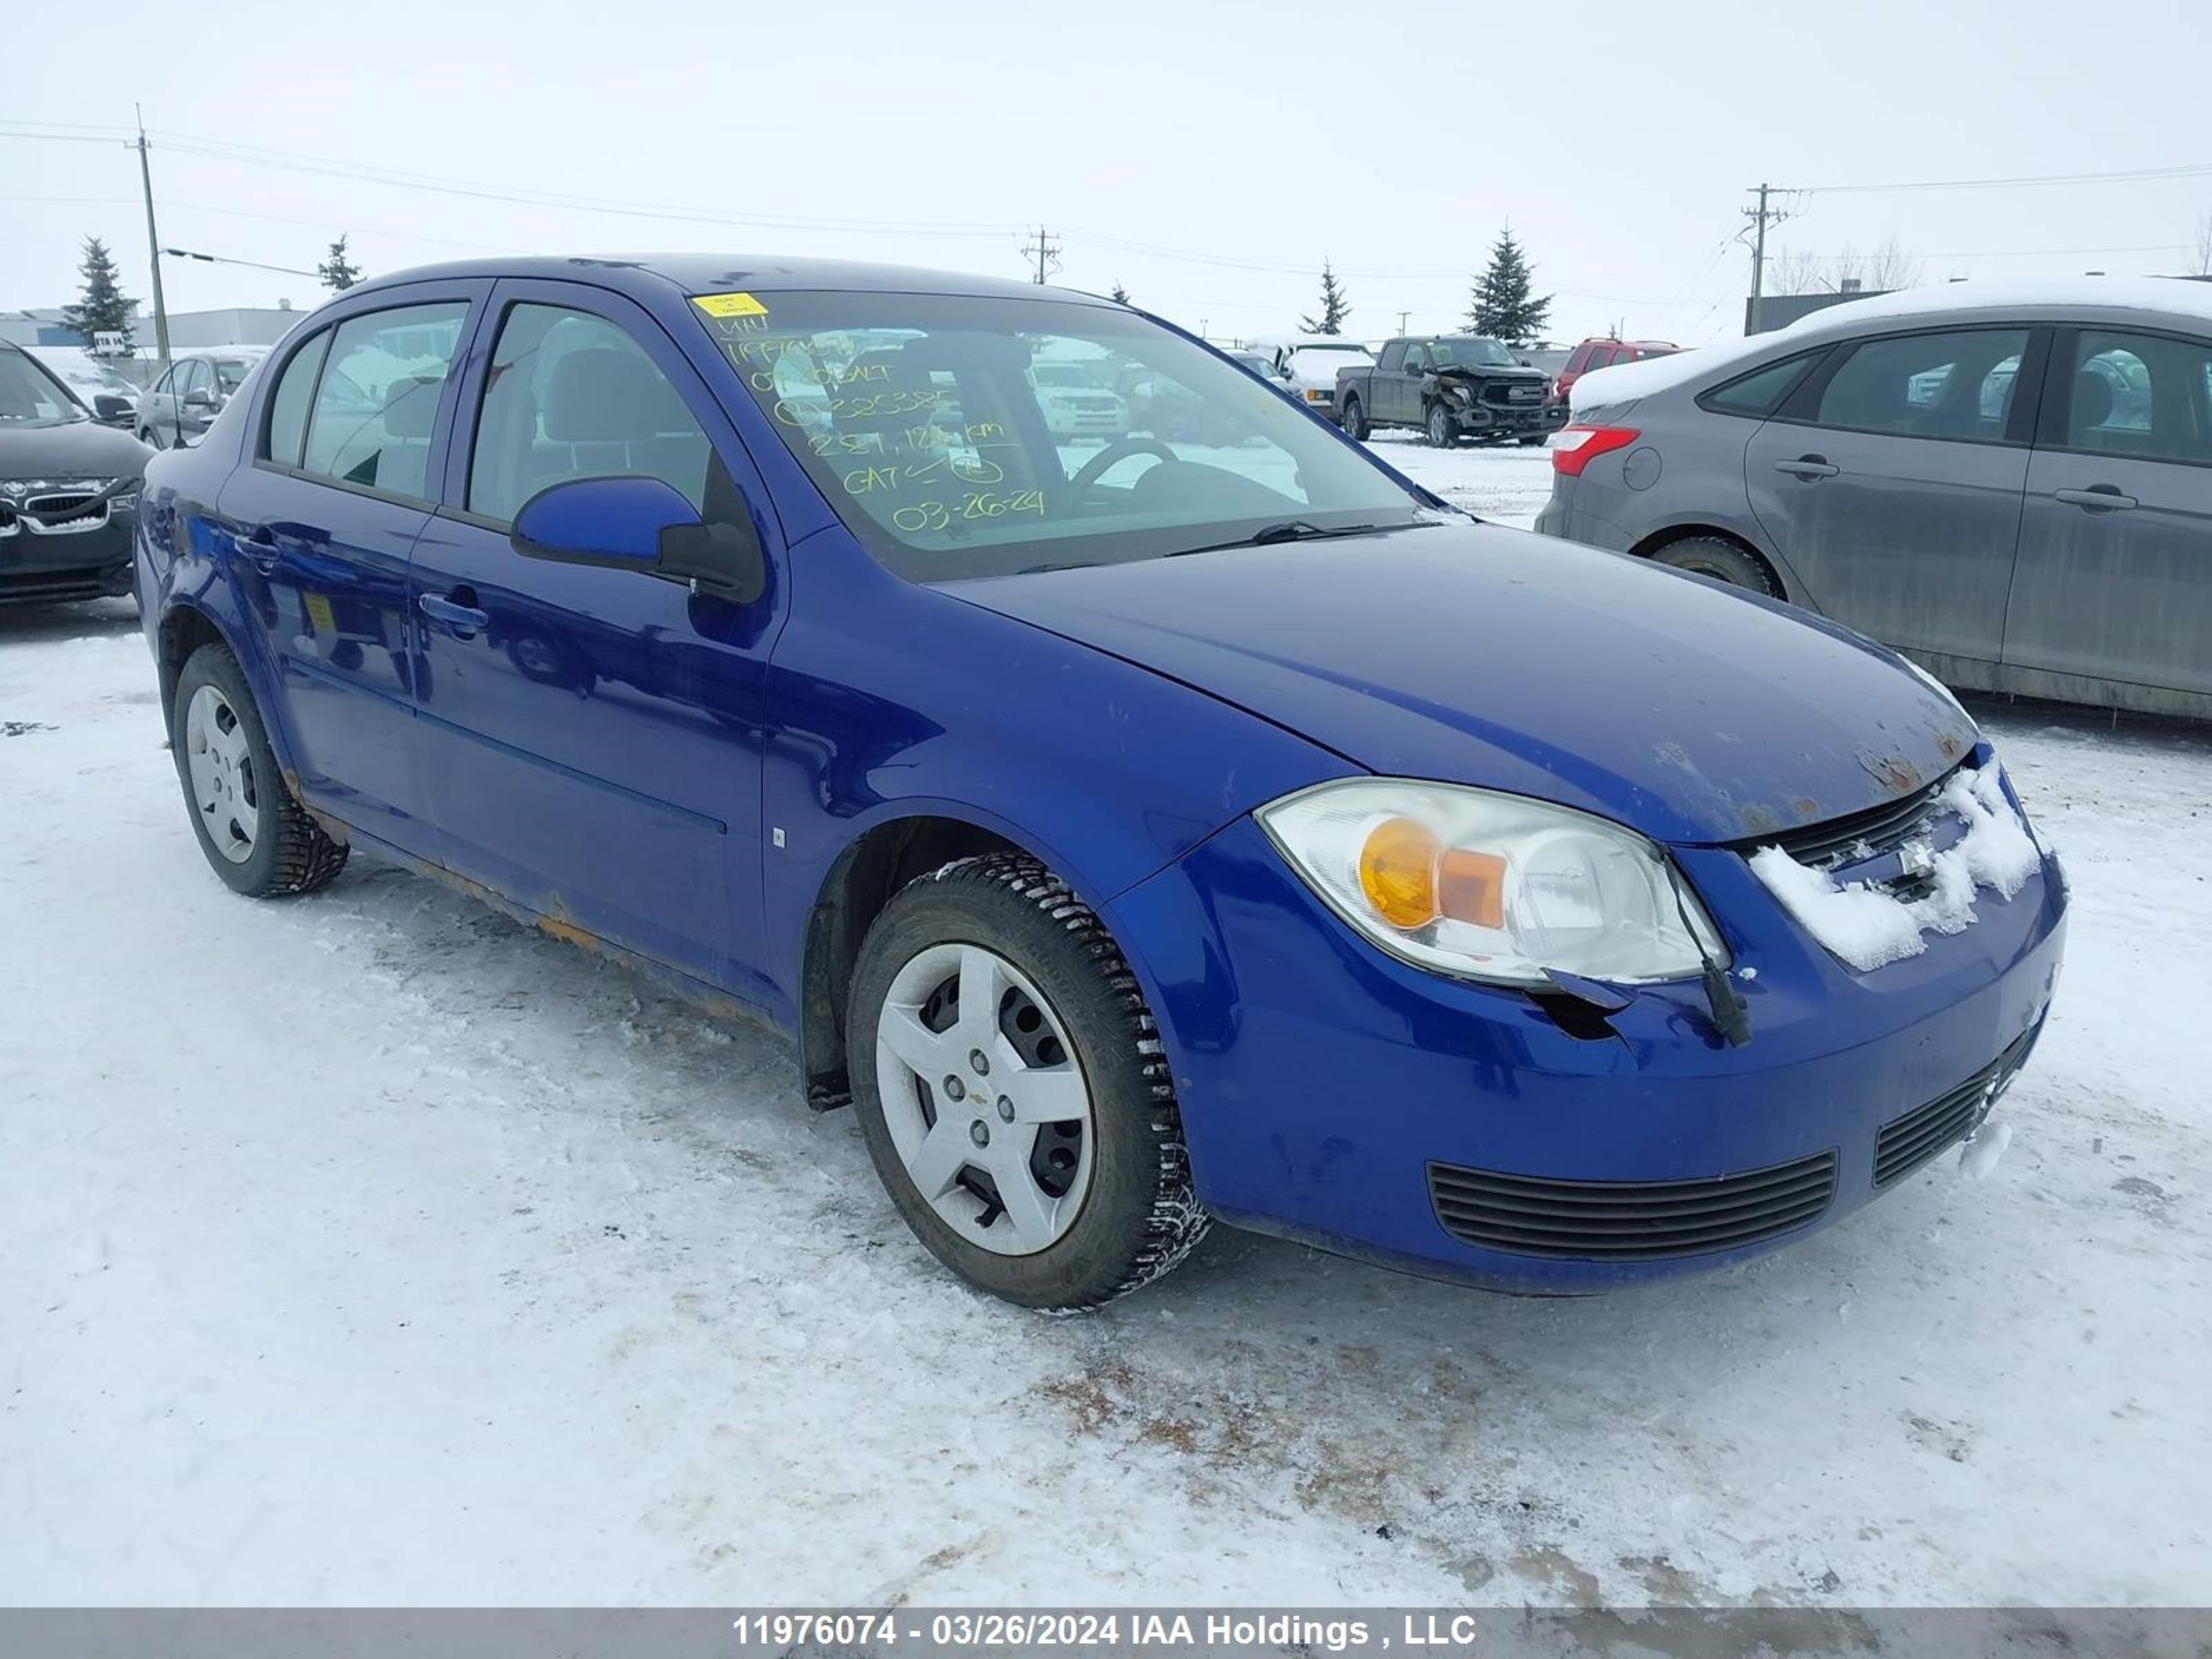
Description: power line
1798,160,2212,195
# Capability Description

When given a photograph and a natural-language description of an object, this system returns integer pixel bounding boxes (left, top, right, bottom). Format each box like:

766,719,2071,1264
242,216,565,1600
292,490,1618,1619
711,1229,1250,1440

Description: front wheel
171,642,350,897
1517,433,1547,447
1339,397,1367,442
140,426,165,450
849,854,1208,1309
1425,403,1460,447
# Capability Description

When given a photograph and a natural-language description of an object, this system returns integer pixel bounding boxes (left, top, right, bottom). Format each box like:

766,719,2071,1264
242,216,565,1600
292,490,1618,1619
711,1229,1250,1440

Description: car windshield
0,351,88,426
1428,337,1517,368
701,290,1433,581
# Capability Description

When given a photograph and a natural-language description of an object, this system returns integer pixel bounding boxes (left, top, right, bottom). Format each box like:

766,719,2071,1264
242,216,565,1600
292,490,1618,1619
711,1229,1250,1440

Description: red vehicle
1553,337,1678,406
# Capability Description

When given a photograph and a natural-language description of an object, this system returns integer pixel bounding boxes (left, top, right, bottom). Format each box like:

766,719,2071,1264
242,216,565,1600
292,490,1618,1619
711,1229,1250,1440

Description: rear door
2006,324,2212,702
217,285,486,850
1389,341,1425,424
1744,324,2041,669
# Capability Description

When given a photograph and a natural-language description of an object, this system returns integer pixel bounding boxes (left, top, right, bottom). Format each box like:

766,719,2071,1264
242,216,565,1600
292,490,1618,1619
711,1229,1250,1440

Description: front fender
760,539,1352,1016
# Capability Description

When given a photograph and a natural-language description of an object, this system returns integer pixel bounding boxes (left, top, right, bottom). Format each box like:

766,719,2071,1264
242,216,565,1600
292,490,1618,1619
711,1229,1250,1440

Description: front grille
23,493,109,534
1873,1031,2034,1187
1741,765,1963,869
1428,1150,1837,1260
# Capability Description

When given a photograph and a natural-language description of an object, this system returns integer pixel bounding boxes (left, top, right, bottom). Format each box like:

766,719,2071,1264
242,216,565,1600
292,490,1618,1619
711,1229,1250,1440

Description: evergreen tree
60,237,133,347
1300,261,1350,335
319,234,361,292
1466,228,1552,345
1109,281,1131,304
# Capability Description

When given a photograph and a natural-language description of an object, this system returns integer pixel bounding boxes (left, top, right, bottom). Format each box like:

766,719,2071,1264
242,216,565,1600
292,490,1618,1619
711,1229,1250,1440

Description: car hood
1432,362,1546,383
948,523,1976,845
0,420,153,480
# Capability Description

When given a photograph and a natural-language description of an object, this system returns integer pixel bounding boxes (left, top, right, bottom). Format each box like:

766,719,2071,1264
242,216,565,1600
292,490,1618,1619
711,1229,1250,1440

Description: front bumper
1450,397,1567,435
0,500,136,606
1106,803,2066,1293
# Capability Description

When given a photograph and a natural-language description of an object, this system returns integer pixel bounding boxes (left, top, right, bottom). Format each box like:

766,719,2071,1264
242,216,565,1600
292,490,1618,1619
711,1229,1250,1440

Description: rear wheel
1425,402,1459,448
1651,534,1781,597
848,853,1207,1309
1339,397,1367,441
171,643,349,897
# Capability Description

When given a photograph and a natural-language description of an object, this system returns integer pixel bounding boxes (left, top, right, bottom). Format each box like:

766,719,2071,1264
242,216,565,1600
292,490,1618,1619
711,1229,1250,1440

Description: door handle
2053,485,2137,512
1773,456,1839,479
418,590,491,635
239,525,281,574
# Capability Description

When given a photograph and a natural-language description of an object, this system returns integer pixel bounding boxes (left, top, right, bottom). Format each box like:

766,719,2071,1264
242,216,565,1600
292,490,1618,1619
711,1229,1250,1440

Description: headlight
1257,778,1728,988
1445,382,1475,403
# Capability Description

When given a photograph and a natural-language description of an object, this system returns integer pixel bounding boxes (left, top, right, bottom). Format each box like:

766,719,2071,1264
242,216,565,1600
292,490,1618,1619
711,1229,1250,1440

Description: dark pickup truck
1335,335,1564,447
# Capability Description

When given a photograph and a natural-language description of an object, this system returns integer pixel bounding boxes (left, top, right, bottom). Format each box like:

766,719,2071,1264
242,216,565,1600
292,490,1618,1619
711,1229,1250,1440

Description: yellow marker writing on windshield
691,292,769,319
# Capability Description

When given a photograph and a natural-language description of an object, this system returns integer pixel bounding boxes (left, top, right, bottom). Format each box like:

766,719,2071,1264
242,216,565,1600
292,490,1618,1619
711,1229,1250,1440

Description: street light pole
134,106,171,368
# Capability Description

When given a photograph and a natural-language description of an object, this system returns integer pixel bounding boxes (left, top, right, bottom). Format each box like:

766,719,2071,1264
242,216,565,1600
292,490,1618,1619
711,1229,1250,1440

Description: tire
140,426,165,450
1425,402,1460,448
1651,534,1781,597
171,641,349,897
1517,434,1547,447
848,852,1208,1309
1339,397,1367,442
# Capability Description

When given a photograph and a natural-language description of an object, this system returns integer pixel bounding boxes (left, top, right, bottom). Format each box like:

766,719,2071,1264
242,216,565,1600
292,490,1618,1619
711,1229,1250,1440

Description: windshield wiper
1164,520,1398,558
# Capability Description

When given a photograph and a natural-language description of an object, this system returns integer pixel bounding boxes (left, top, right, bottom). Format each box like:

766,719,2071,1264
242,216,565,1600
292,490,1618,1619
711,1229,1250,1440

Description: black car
0,343,153,607
1335,335,1564,447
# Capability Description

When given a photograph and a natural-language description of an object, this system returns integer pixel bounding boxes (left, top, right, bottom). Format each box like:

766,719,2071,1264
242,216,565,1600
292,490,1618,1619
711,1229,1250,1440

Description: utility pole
1020,225,1060,285
1396,310,1410,335
134,106,171,369
1741,182,1793,337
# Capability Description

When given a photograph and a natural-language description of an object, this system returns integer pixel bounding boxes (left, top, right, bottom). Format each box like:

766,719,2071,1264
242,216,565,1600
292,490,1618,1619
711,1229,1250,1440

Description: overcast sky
4,0,2209,346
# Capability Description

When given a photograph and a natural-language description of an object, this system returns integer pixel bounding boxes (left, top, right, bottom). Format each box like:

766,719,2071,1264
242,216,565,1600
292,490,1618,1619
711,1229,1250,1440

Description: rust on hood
1857,749,1925,796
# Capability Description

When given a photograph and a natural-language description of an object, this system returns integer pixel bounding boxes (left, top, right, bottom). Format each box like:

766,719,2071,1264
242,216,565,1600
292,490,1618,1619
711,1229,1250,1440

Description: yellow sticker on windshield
692,291,769,319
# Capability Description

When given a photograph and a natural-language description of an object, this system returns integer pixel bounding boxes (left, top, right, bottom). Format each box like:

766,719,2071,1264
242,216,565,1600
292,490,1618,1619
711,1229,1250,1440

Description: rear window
1698,353,1821,419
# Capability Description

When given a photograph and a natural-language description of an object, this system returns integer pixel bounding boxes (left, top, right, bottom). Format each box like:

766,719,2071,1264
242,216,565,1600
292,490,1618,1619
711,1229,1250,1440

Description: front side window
300,301,469,501
2062,330,2211,465
1810,328,2029,441
469,303,712,524
698,290,1430,582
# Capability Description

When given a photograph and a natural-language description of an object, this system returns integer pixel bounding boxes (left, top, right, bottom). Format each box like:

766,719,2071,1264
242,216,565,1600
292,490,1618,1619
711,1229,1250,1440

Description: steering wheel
1068,436,1179,501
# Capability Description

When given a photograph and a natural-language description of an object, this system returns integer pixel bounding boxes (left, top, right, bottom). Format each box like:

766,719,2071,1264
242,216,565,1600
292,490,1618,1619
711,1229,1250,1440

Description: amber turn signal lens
1438,848,1506,929
1358,816,1441,929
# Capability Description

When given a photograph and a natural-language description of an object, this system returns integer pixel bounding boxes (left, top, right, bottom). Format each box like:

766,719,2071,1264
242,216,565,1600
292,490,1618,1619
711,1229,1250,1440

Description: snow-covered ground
5,444,2209,1608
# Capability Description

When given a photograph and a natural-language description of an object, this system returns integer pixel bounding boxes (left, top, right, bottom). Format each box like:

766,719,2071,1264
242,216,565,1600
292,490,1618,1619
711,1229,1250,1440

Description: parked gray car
1535,279,2212,719
135,349,266,450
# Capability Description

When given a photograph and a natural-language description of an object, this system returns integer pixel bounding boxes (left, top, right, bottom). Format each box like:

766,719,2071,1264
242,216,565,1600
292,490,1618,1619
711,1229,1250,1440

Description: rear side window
2060,330,2212,465
300,302,469,502
264,332,329,467
467,303,712,525
1698,353,1819,418
1808,328,2029,441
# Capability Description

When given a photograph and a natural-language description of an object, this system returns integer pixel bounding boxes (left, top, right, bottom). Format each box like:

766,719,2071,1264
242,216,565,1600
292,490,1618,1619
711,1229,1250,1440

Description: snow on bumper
1105,807,2066,1293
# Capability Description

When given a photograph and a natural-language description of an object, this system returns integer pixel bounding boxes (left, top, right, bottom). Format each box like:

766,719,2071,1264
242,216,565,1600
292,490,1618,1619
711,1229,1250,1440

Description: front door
218,289,481,850
406,281,784,997
1744,324,2038,669
2006,325,2212,702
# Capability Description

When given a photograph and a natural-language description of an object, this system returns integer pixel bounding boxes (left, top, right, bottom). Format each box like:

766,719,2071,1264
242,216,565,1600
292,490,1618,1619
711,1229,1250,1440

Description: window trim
2033,322,2212,472
1768,322,2046,450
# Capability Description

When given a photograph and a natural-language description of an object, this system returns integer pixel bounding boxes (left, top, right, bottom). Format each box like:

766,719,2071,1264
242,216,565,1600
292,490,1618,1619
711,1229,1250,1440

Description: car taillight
1550,424,1641,478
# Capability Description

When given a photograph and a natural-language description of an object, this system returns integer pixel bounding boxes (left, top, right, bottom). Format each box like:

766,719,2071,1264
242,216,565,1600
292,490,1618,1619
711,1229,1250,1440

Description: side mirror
184,387,221,411
93,393,135,424
511,476,766,603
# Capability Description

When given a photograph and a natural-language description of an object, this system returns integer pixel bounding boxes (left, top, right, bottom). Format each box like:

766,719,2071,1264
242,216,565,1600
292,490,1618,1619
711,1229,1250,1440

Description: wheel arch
799,810,1053,1112
1627,522,1795,603
156,601,242,732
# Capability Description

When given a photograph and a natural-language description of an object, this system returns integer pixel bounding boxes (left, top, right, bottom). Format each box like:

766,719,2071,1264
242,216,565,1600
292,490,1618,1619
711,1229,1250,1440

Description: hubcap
184,684,259,863
874,941,1095,1256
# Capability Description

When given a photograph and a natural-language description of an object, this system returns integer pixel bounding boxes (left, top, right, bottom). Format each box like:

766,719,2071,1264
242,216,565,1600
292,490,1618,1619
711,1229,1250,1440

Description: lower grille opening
1873,1031,2035,1188
1429,1150,1837,1261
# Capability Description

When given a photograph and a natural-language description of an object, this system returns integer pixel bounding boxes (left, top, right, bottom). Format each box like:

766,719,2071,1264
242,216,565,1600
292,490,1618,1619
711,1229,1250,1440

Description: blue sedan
133,256,2066,1308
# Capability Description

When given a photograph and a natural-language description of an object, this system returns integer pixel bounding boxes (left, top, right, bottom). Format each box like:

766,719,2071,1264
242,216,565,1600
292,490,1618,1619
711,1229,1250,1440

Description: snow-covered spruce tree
1300,261,1350,335
1467,229,1552,346
61,237,133,347
319,235,361,292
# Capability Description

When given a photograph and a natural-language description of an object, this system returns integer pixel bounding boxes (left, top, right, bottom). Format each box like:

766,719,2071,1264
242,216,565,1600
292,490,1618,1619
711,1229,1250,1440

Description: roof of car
341,254,1084,303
